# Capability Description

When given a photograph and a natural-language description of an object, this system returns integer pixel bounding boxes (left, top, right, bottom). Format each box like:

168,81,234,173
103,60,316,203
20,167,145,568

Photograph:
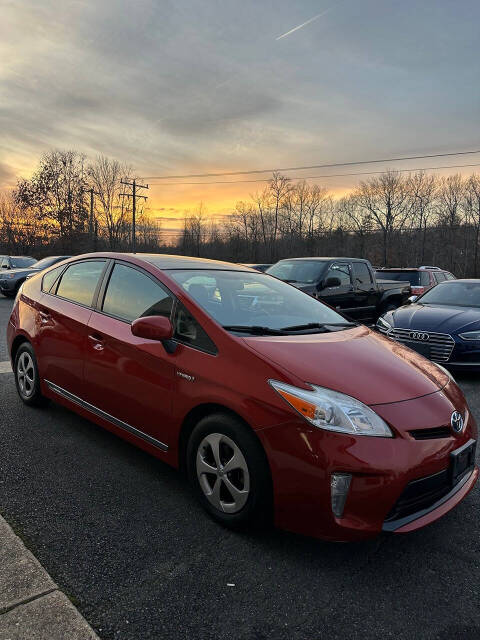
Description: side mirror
131,315,173,341
406,295,418,304
323,276,342,288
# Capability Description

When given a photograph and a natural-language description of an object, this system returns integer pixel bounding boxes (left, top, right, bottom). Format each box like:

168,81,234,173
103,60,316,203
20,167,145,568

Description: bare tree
355,170,412,265
87,155,132,250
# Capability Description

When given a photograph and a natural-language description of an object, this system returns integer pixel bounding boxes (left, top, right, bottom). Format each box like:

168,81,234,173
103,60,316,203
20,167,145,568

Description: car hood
242,325,448,406
0,268,35,277
389,303,480,334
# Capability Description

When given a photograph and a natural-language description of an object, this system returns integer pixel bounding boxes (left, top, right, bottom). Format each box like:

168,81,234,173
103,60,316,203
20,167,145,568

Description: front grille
385,468,452,521
388,328,455,363
409,426,452,440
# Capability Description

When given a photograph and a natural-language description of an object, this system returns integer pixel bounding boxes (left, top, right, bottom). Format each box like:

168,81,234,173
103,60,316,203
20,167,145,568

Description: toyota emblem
451,411,464,433
410,331,429,341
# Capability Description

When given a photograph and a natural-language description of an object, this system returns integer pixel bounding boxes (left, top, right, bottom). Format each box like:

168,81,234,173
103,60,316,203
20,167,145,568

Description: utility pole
83,188,100,251
120,178,148,253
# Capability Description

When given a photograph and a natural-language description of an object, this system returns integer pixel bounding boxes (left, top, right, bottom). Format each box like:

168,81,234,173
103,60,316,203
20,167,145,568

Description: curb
0,515,100,640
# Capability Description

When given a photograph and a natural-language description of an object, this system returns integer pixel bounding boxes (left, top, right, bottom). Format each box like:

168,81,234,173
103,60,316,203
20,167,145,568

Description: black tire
187,413,272,530
14,342,47,407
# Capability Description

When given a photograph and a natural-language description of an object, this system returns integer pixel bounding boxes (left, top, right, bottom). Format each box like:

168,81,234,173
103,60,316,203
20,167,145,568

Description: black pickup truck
266,257,411,322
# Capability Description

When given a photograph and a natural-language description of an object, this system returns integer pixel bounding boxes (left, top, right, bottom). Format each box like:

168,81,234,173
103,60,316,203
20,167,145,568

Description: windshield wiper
222,325,286,335
280,322,357,332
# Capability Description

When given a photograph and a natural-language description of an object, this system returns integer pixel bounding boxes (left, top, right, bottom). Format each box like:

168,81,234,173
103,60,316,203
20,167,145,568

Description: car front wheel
187,413,272,530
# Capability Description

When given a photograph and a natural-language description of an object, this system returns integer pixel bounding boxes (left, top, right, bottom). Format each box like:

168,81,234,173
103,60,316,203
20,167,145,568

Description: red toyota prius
7,253,478,541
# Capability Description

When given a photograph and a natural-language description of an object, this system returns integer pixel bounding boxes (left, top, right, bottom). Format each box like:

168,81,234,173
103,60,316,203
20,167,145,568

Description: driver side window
325,263,351,286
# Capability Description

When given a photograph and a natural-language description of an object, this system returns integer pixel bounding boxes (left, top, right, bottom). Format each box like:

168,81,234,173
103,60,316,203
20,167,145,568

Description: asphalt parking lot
1,295,479,640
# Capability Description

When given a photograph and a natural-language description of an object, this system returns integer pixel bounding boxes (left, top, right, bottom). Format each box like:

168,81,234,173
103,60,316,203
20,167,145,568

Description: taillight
411,286,425,295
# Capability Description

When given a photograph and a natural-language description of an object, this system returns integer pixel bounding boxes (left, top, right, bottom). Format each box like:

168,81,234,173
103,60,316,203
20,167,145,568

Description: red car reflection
7,253,478,541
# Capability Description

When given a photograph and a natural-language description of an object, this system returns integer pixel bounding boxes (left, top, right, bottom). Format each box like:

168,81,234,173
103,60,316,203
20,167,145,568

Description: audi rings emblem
409,331,429,341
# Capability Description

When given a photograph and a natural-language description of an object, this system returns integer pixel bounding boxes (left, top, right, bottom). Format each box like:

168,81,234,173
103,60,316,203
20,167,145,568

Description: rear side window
56,260,106,306
434,272,447,283
352,262,372,285
42,265,64,293
445,272,456,280
102,263,174,322
173,302,217,354
420,271,431,286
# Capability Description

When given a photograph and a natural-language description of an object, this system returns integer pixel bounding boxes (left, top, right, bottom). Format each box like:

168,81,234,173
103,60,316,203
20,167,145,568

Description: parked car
0,256,70,297
376,279,480,371
241,263,272,272
1,255,36,270
7,253,478,541
266,257,411,322
375,266,455,297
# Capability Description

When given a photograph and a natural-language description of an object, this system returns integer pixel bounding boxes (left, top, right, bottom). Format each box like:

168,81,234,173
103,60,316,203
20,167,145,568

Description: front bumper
258,383,478,541
0,279,17,294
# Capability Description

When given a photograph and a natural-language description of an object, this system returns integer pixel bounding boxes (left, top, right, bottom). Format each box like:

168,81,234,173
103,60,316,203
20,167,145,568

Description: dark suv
375,266,455,297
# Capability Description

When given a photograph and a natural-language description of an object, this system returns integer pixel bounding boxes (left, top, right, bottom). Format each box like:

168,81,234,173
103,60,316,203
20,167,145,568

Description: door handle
88,333,104,350
39,310,50,324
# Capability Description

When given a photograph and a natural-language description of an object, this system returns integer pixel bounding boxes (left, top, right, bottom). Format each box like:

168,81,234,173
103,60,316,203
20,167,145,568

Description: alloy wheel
17,351,35,398
196,433,250,514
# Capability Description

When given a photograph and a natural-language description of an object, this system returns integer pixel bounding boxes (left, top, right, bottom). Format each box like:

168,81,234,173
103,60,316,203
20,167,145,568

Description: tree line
2,149,480,277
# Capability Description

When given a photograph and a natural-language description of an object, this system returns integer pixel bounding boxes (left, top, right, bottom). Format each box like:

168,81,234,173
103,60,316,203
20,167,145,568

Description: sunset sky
1,0,480,236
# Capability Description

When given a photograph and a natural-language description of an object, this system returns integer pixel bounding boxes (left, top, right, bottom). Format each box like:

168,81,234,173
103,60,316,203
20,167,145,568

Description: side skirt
44,379,169,452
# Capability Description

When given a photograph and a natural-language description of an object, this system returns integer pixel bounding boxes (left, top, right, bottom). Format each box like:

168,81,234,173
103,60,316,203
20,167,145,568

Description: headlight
458,331,480,341
376,316,392,332
269,380,393,437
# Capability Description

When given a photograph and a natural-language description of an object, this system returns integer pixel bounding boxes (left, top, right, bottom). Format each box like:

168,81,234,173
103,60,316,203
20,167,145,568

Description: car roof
70,252,255,271
436,278,480,283
275,257,367,262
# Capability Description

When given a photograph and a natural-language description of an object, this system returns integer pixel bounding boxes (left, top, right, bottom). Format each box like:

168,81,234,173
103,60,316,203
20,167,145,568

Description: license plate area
450,439,476,486
402,340,431,358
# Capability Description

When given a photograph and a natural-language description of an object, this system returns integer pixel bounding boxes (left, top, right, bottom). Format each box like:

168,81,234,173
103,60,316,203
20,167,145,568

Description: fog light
331,473,352,518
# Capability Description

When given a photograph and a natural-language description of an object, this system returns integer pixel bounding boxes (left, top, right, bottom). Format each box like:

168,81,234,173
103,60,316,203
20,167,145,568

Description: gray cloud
1,0,480,189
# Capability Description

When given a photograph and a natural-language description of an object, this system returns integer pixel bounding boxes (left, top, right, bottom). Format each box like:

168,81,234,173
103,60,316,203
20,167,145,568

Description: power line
141,149,480,181
146,162,480,186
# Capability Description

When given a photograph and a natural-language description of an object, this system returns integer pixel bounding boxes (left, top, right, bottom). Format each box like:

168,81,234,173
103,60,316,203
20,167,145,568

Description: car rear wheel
14,343,47,407
187,413,272,530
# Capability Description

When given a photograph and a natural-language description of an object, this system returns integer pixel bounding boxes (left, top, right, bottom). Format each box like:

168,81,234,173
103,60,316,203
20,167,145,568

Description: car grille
409,426,452,440
385,468,452,522
388,328,455,363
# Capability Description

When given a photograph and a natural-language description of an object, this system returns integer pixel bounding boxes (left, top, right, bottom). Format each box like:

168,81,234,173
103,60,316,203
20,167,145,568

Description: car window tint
173,302,217,354
325,263,351,285
352,262,372,285
445,272,456,280
42,265,64,293
56,260,106,306
102,263,173,322
434,272,446,283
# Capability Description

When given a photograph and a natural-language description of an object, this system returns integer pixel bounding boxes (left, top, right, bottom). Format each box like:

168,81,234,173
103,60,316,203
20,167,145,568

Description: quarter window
102,263,173,322
173,302,217,354
56,261,106,306
42,265,64,293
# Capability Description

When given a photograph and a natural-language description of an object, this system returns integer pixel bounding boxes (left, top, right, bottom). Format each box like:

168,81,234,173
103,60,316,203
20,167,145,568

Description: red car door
36,259,107,399
83,262,175,449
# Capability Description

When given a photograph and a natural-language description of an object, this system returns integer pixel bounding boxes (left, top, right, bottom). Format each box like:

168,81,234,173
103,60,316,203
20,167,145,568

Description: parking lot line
0,360,12,373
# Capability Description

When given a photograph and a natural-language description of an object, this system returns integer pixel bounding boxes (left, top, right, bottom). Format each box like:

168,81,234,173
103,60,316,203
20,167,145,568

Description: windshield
169,269,347,331
266,260,327,283
419,281,480,308
10,257,37,268
376,271,428,286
